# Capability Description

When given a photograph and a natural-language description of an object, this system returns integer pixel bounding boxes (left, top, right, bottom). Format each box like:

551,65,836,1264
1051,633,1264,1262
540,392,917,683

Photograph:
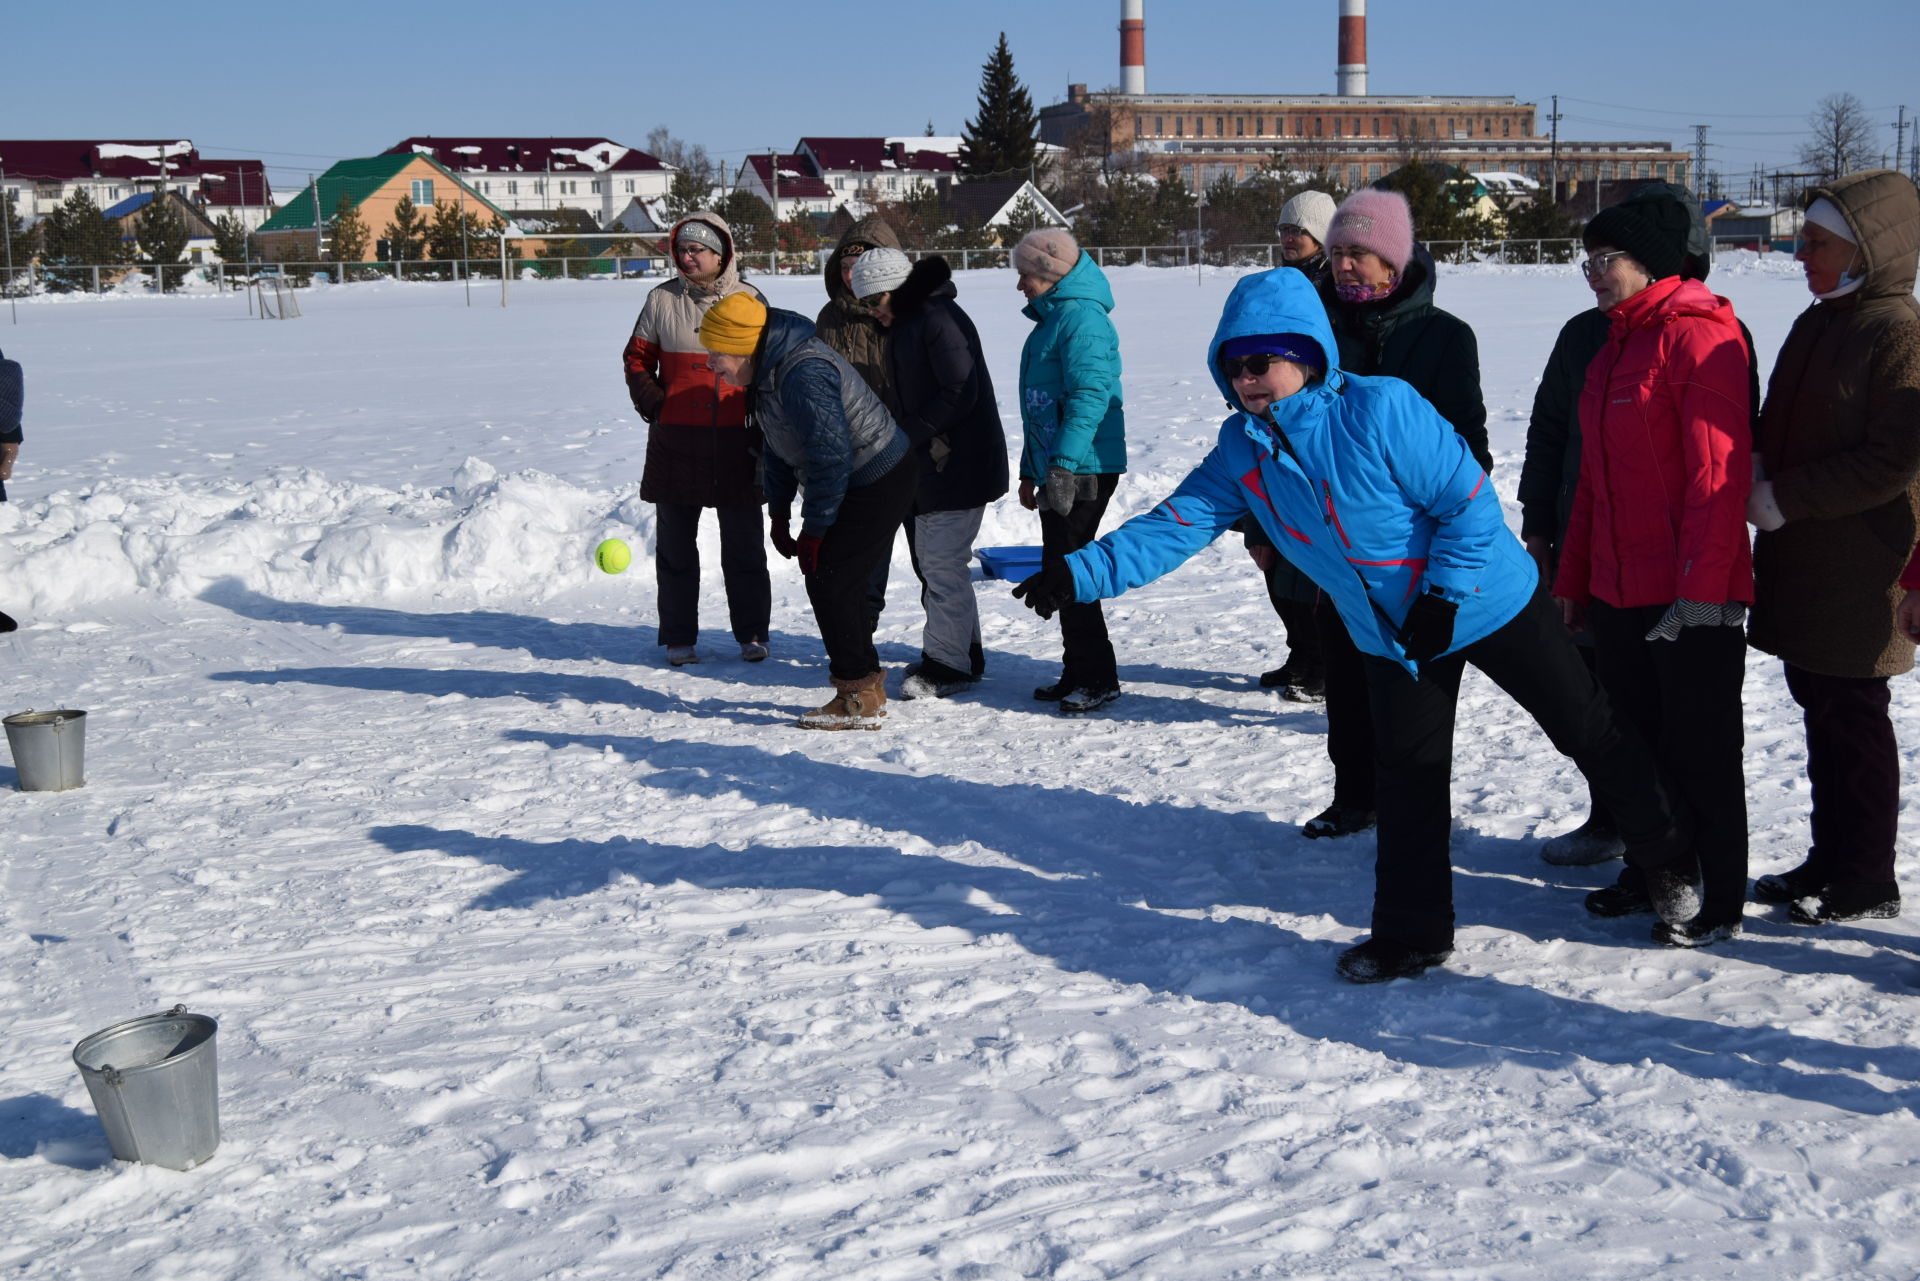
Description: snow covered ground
2,257,1916,1280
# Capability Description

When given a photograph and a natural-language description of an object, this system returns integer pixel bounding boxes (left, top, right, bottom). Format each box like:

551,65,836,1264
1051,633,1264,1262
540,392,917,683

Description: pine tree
660,167,712,222
958,34,1037,181
1,191,35,293
999,193,1049,241
211,213,250,263
329,196,370,269
134,193,191,290
716,191,773,255
384,195,427,262
39,188,126,292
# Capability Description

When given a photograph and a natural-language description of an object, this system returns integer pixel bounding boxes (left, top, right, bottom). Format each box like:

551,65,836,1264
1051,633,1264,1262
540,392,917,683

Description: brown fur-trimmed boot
796,671,887,730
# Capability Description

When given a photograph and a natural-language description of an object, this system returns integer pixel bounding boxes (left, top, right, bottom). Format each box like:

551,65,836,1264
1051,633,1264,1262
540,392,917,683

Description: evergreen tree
134,193,191,290
999,193,1050,241
660,167,713,222
1079,172,1163,246
1377,160,1494,258
424,198,492,265
958,34,1037,181
329,196,370,269
383,195,427,262
1491,188,1581,260
716,191,773,255
1,191,35,293
211,212,250,263
39,188,126,292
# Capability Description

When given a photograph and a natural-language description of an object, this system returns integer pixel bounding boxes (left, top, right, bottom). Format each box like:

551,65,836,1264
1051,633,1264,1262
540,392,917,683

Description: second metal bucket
72,1006,221,1170
3,709,87,791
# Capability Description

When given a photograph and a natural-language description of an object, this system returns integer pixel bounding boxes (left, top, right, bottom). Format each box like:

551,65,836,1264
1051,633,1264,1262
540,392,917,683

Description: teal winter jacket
1066,268,1537,674
1017,252,1126,480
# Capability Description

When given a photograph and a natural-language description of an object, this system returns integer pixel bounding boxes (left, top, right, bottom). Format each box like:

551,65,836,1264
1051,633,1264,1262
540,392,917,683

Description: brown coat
1748,170,1920,677
814,215,903,415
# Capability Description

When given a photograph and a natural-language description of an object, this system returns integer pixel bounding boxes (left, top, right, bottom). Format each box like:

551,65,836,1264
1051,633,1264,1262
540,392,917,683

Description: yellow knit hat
699,292,769,356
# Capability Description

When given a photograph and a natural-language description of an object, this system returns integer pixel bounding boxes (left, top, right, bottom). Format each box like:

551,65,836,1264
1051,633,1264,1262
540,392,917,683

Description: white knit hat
1276,190,1337,246
1804,197,1857,244
848,246,912,300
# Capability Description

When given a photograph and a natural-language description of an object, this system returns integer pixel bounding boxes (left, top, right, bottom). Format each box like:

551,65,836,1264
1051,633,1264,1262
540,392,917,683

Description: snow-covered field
2,258,1916,1280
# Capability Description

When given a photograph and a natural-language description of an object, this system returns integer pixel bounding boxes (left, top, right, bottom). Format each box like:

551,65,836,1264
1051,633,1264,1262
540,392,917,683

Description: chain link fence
7,235,1791,301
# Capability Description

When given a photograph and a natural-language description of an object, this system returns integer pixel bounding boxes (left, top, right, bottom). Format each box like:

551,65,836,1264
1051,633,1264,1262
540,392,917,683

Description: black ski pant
1588,601,1749,923
805,455,920,682
1317,598,1375,810
653,502,770,648
1362,587,1686,953
1784,662,1899,886
1038,473,1120,689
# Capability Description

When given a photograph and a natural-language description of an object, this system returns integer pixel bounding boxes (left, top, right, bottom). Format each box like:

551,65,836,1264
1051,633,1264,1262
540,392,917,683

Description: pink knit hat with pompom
1326,188,1415,274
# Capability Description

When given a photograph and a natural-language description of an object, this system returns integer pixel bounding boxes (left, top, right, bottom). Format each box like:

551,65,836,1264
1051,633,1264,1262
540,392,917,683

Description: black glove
1397,590,1457,663
1012,561,1078,620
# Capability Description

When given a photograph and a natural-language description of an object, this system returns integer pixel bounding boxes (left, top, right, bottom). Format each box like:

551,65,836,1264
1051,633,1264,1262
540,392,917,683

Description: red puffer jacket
1554,276,1754,609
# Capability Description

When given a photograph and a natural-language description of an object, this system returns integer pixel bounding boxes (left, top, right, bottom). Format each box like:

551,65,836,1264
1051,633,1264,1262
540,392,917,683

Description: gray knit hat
1276,190,1336,247
1012,227,1081,282
675,220,725,257
849,247,912,301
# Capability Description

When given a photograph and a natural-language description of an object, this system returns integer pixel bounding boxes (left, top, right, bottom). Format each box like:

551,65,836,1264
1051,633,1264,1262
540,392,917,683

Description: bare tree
1798,93,1877,181
644,127,717,188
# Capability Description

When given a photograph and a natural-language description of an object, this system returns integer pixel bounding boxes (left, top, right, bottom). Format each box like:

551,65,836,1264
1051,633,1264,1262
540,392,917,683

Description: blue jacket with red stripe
1066,267,1537,673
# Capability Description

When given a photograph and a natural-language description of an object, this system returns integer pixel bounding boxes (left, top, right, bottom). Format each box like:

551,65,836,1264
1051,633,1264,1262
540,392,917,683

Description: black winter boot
1336,938,1451,983
1789,881,1900,925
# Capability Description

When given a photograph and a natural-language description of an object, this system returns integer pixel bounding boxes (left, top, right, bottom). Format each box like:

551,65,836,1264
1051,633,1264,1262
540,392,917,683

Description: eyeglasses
1276,225,1307,237
1579,249,1633,280
1221,352,1284,380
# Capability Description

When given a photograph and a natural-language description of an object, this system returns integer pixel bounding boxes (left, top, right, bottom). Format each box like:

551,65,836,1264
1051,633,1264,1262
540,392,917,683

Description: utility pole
1692,125,1709,196
1548,95,1562,203
1896,107,1908,184
1,160,16,324
309,175,321,262
768,149,779,269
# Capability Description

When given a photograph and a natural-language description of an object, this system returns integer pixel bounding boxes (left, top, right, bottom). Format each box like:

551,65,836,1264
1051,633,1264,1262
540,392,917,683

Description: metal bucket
4,709,87,791
72,1005,220,1170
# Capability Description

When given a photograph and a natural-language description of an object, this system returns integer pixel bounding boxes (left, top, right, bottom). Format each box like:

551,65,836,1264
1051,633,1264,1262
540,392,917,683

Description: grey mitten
1645,599,1746,642
1044,465,1077,516
929,434,953,472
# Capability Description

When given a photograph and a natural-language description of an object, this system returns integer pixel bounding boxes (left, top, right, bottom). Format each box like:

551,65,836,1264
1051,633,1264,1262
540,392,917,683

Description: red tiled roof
744,154,832,199
800,137,959,175
0,139,199,183
384,137,666,173
191,159,273,207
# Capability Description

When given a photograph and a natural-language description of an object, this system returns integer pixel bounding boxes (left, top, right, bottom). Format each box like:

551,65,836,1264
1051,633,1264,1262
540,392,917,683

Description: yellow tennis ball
594,538,632,574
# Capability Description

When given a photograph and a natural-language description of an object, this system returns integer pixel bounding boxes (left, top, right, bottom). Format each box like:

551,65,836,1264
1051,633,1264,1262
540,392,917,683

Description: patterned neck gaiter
1334,276,1398,304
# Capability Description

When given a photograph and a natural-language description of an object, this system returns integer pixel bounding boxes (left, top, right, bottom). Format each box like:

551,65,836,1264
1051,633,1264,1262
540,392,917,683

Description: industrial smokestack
1120,0,1146,96
1336,0,1368,97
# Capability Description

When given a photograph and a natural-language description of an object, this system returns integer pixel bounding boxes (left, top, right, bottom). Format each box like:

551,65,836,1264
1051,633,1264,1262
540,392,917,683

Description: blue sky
7,0,1915,194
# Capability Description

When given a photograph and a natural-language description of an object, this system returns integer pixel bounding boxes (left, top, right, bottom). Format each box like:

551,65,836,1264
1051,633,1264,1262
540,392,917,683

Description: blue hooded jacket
1017,252,1126,479
1066,268,1537,673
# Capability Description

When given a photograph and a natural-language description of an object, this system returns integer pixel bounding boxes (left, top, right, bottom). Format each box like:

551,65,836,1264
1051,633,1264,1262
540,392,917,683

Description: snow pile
0,459,649,611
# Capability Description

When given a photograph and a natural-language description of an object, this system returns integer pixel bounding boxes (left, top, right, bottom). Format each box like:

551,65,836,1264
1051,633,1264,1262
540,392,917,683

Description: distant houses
253,153,513,260
0,140,273,229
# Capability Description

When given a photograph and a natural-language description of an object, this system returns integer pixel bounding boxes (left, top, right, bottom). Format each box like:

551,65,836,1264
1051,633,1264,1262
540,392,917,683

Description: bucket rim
4,709,88,727
72,1008,218,1075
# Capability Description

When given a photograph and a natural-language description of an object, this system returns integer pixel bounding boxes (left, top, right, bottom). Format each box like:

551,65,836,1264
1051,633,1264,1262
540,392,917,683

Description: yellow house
254,153,512,260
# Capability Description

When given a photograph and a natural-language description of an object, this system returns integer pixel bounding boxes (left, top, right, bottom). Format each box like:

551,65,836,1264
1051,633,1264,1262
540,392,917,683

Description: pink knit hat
1326,189,1415,274
1012,227,1081,282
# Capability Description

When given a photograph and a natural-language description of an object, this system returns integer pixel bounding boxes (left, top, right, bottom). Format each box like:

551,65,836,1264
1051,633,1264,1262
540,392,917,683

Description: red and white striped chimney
1337,0,1368,97
1120,0,1146,96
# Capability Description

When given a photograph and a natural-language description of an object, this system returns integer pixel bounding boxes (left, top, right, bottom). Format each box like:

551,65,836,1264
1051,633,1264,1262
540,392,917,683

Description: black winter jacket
884,258,1010,514
1518,308,1611,547
1319,246,1492,472
0,349,20,504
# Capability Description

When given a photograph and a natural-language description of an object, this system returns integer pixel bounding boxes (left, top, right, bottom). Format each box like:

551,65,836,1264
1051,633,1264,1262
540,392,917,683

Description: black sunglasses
1221,352,1284,380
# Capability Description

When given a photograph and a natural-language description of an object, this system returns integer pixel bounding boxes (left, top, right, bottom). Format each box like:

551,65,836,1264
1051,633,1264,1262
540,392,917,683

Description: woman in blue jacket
1012,228,1127,715
1013,268,1695,982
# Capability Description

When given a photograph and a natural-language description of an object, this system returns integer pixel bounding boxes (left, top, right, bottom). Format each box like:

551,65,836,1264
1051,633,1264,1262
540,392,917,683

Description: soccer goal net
254,277,302,320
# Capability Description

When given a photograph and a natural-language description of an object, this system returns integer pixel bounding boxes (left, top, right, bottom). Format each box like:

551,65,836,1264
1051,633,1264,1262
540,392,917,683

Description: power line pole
1548,94,1562,203
1692,124,1709,196
1896,106,1908,183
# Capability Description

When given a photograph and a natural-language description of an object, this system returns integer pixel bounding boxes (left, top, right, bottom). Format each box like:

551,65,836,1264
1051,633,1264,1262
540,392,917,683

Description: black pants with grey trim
1783,662,1899,886
1362,587,1685,953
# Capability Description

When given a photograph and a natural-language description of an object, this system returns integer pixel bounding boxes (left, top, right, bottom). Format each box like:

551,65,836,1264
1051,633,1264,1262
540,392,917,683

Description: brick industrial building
1040,0,1691,196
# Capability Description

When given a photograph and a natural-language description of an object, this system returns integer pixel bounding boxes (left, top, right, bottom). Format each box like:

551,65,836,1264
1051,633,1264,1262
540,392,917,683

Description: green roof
258,153,508,232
